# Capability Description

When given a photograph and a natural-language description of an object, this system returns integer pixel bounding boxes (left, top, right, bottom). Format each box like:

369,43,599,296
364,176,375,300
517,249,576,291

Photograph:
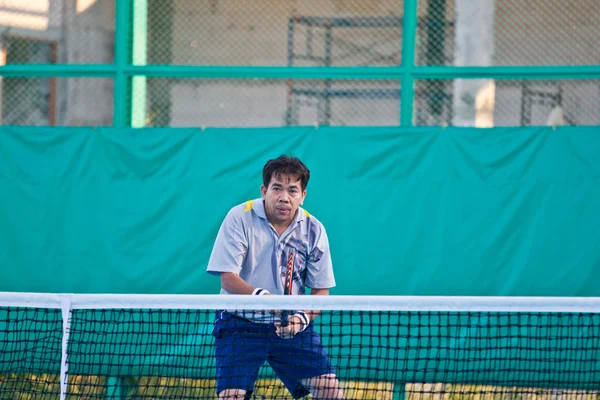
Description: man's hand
274,315,304,339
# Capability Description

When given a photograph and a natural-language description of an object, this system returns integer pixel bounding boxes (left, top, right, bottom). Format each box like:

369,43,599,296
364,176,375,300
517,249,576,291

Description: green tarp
1,126,599,296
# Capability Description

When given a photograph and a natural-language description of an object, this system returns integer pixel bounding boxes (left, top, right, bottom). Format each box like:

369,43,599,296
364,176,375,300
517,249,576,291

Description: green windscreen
0,125,598,296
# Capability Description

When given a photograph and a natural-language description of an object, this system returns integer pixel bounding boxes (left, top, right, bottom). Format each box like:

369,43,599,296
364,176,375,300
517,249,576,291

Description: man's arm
305,287,329,322
207,207,253,292
220,272,260,295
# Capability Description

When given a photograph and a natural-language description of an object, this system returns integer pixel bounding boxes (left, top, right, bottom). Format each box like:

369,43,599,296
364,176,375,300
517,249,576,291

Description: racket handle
280,310,290,327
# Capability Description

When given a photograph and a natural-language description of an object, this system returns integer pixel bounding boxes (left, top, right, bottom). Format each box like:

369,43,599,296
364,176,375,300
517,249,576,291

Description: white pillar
452,0,496,127
0,40,6,124
131,0,148,128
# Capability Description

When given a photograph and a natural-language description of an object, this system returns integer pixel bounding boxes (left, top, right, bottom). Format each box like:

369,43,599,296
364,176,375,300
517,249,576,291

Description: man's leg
269,325,343,399
301,373,344,400
213,312,269,400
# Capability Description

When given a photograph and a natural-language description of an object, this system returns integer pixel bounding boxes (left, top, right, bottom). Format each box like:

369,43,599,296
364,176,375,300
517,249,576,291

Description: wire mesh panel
0,1,115,127
150,0,405,66
414,79,600,127
1,77,56,125
1,78,114,126
288,16,403,67
417,0,600,66
287,80,401,126
139,79,290,127
0,0,115,65
0,0,598,128
494,0,600,66
142,1,407,126
134,78,401,127
415,0,456,66
495,80,600,126
1,37,57,65
413,80,454,126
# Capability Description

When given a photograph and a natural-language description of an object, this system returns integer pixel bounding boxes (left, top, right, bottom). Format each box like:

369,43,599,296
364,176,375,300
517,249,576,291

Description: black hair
262,155,310,191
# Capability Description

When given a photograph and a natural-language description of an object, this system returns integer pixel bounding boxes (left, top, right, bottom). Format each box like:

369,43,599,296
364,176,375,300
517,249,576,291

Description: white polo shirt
207,198,336,321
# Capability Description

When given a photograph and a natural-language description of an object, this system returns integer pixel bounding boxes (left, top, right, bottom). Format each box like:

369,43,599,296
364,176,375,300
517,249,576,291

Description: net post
59,295,73,400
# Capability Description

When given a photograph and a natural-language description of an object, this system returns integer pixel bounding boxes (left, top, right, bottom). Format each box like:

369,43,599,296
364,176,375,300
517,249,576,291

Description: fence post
114,0,131,127
401,0,418,126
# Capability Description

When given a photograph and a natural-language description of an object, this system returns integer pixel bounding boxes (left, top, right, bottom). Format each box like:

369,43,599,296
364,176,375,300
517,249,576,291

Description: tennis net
1,293,599,399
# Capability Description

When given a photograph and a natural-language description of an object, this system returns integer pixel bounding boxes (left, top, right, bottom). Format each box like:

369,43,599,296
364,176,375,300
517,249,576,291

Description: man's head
261,155,310,228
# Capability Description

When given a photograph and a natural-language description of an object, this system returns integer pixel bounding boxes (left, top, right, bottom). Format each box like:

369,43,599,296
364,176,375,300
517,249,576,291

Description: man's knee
218,388,248,400
302,373,344,399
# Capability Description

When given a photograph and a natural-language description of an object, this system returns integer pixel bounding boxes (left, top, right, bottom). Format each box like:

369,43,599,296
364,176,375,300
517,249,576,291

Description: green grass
0,375,394,399
2,375,599,399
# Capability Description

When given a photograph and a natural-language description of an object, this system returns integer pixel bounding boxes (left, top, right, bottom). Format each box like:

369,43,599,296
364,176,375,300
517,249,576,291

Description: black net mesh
0,307,62,399
2,304,600,399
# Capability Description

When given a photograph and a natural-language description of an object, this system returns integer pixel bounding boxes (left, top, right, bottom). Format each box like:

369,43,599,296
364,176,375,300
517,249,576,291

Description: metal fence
0,0,598,128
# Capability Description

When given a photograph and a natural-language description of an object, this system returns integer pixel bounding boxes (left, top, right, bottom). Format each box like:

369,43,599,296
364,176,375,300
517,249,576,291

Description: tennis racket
280,250,295,327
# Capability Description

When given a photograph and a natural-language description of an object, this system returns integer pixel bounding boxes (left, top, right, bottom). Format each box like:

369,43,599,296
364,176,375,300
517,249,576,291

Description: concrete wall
62,0,114,126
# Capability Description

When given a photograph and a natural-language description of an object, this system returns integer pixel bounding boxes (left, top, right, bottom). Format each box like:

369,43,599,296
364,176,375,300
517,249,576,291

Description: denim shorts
212,310,335,398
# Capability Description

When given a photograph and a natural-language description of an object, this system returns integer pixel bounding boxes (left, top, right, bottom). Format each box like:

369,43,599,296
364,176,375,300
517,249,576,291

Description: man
207,155,344,400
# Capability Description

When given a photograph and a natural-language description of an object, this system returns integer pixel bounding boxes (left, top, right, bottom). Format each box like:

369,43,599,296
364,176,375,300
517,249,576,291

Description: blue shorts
212,311,335,398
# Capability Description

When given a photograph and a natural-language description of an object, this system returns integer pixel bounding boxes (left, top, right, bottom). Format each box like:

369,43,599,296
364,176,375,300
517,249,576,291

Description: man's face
261,173,306,227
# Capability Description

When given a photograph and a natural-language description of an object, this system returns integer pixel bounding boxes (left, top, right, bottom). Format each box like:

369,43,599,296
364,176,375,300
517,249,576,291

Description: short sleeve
305,223,336,289
206,208,247,275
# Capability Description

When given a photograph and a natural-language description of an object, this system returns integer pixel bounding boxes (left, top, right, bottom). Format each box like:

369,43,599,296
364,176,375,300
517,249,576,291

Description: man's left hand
274,315,303,339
